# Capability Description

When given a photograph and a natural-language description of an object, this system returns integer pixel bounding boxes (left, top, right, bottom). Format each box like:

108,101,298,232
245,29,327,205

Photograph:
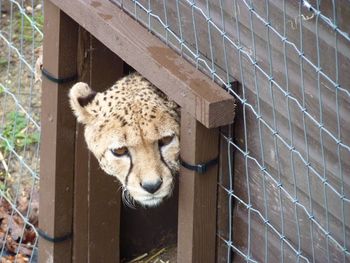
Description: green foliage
15,12,43,43
0,59,7,68
0,111,39,155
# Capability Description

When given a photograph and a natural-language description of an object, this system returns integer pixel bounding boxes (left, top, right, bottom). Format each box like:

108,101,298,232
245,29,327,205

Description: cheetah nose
140,179,162,194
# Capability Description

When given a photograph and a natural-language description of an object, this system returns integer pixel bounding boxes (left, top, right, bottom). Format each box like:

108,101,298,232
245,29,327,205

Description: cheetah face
69,74,180,207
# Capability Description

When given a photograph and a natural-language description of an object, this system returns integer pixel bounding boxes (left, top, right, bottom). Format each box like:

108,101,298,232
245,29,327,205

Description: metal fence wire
0,0,42,261
2,0,350,262
111,0,350,262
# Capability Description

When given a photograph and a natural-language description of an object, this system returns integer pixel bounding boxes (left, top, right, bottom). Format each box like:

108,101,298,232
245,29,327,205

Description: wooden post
39,1,78,262
71,28,89,263
41,2,235,262
177,110,219,263
72,29,123,263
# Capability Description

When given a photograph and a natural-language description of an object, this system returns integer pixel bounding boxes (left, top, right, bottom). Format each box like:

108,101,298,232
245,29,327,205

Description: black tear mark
125,154,133,186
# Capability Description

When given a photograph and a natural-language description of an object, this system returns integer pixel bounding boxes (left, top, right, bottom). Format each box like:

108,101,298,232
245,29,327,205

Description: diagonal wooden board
48,0,235,128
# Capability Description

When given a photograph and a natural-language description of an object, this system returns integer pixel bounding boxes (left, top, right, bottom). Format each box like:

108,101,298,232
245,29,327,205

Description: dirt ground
0,1,42,262
0,0,43,197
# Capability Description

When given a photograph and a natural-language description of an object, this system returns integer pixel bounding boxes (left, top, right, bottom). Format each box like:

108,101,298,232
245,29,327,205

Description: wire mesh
110,0,350,262
0,0,42,261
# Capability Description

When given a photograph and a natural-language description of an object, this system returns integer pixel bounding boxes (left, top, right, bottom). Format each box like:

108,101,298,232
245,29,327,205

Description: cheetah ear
69,82,97,124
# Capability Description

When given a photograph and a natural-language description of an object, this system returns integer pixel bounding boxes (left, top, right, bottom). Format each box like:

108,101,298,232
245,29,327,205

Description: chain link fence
0,0,43,261
110,0,350,262
1,0,349,262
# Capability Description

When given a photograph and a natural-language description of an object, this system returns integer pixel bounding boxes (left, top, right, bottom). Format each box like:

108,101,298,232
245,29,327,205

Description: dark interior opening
119,62,179,261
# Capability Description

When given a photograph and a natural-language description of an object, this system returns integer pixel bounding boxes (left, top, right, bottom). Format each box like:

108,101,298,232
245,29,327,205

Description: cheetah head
69,74,180,207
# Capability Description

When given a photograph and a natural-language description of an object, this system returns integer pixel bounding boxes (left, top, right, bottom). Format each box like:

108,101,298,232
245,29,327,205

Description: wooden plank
126,1,350,256
39,1,78,262
47,0,235,128
120,0,350,203
216,83,238,263
119,0,350,261
132,0,350,148
216,125,236,263
177,110,219,263
72,28,123,263
230,95,350,262
85,34,122,263
72,124,88,263
71,27,90,263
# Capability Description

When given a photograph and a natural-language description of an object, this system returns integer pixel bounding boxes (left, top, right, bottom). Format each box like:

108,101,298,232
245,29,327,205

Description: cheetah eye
158,135,174,147
111,147,129,157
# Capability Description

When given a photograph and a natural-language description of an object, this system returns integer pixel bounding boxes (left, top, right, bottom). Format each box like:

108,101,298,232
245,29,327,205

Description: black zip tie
37,228,72,243
41,68,77,84
180,156,219,174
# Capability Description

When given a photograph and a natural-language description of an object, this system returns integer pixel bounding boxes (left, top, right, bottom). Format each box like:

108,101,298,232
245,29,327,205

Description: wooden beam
73,28,122,263
72,30,90,262
39,1,78,261
177,109,219,263
47,0,235,128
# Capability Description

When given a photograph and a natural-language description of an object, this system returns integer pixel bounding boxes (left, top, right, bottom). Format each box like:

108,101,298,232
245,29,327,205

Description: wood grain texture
216,125,235,263
118,1,350,210
117,1,350,261
177,109,219,263
39,1,78,261
231,100,350,262
47,0,235,128
73,29,123,263
72,27,89,263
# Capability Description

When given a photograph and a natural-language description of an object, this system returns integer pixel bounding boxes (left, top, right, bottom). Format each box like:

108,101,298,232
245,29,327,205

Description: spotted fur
69,73,179,207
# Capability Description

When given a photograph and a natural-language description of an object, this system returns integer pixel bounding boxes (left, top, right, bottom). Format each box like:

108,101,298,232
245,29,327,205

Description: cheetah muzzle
69,73,180,207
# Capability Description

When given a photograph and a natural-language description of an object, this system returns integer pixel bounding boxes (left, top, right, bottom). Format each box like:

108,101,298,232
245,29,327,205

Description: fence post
177,110,219,263
39,1,78,262
72,29,123,263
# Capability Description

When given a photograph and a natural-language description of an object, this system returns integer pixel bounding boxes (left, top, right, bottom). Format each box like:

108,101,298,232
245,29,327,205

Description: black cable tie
180,156,219,174
37,228,72,243
41,68,77,84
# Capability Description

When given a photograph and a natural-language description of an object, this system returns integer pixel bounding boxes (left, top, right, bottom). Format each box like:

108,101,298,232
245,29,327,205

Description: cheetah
69,73,180,207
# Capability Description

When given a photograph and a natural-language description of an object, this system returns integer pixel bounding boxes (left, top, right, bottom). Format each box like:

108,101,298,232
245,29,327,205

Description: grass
14,11,43,44
0,0,44,198
0,111,39,155
0,2,42,257
0,111,39,196
0,58,7,68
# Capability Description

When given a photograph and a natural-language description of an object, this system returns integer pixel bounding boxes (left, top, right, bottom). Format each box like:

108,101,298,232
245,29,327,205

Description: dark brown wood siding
114,0,350,262
41,0,350,261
